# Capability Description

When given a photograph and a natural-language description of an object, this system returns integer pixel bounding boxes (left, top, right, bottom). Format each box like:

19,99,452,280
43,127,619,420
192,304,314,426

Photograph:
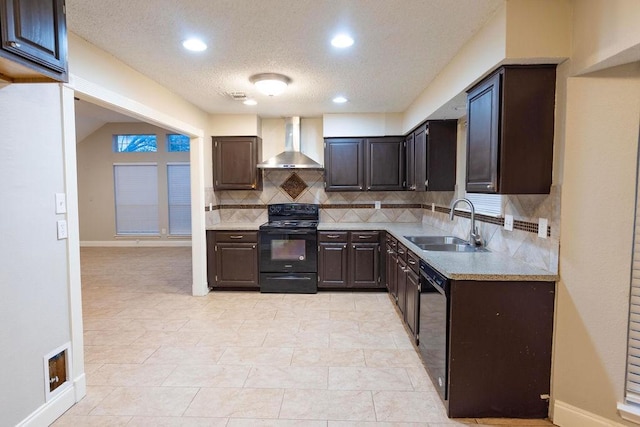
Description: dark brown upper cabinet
466,65,556,194
212,136,263,191
407,120,457,192
324,136,403,191
0,0,68,82
324,138,365,191
365,136,404,191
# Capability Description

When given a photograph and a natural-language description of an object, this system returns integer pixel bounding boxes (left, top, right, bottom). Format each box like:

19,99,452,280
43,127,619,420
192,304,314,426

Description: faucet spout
449,198,483,247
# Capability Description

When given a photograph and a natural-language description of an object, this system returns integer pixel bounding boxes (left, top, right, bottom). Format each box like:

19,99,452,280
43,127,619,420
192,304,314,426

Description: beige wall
323,113,404,136
554,63,640,425
77,123,190,243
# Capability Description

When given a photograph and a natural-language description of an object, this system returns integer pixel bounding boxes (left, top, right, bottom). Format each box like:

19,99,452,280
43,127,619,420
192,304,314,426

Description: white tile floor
53,247,555,426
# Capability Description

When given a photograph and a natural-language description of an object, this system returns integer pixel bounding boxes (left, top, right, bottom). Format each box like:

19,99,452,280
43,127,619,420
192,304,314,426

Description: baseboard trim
16,383,76,427
554,400,627,427
80,240,191,247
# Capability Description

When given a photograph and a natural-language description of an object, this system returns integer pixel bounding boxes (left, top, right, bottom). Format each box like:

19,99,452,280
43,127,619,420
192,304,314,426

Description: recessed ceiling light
333,96,348,104
331,34,354,48
243,99,257,106
182,38,207,52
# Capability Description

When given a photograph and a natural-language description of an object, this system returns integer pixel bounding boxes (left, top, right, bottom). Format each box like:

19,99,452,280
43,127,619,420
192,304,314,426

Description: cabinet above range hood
257,117,324,170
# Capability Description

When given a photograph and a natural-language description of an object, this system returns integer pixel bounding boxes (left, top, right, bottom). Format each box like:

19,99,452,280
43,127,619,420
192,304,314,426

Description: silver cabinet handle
408,259,416,265
358,235,373,239
326,234,341,239
229,235,244,239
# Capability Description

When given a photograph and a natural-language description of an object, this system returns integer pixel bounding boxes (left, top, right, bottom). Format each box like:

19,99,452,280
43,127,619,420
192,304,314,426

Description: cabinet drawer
214,231,258,243
407,251,419,273
350,231,380,243
396,242,408,261
319,231,348,242
387,235,398,248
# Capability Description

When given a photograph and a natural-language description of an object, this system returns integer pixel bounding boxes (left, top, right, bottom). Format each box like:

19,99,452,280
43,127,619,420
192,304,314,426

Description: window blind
626,164,640,403
463,192,504,217
113,164,159,235
167,163,191,235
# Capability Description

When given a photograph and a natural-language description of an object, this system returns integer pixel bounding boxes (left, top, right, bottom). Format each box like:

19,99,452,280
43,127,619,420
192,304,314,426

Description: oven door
259,229,318,273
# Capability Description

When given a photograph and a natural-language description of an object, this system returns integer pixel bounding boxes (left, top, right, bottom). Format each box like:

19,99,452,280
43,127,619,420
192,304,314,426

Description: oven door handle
264,275,312,281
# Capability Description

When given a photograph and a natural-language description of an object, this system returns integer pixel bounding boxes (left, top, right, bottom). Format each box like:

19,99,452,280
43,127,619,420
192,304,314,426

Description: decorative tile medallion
280,172,308,200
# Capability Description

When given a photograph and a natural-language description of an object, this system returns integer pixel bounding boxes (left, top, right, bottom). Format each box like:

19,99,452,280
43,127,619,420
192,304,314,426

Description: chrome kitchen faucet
449,198,483,247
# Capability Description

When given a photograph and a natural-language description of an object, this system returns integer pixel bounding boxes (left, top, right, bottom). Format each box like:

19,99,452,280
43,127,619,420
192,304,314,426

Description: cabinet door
412,126,427,192
426,121,457,191
213,137,261,190
385,242,396,296
405,133,416,191
466,71,501,193
318,242,348,288
0,0,67,79
365,137,404,191
206,231,216,289
405,268,419,339
350,242,380,288
324,138,364,191
214,242,258,287
396,258,407,315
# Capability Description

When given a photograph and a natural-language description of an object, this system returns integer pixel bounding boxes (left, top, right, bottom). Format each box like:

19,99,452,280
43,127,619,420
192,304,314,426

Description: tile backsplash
206,171,560,273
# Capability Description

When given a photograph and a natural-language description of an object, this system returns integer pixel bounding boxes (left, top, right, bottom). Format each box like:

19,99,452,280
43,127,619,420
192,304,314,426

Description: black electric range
258,203,319,293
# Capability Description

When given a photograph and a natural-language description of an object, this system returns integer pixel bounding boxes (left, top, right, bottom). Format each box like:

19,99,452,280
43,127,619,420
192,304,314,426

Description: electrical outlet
431,203,435,212
55,193,66,214
538,218,548,239
504,214,514,231
56,220,68,240
374,201,381,209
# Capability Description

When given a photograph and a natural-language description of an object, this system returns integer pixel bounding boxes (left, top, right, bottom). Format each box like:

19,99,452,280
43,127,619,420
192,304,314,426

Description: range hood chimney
257,116,324,169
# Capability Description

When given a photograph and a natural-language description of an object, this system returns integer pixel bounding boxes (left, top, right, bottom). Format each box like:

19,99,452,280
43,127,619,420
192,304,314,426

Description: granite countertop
209,222,558,282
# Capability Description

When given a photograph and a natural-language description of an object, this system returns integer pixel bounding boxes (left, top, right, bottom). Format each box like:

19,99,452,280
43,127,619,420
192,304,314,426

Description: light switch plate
55,193,66,214
504,214,514,231
538,218,548,239
57,220,68,240
374,201,381,210
431,203,435,212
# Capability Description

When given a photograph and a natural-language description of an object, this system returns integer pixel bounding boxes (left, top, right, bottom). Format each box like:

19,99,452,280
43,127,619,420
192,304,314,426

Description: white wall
0,84,72,425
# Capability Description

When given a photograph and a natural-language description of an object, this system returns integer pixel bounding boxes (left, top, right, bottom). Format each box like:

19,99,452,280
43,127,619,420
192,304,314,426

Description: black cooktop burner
260,203,320,230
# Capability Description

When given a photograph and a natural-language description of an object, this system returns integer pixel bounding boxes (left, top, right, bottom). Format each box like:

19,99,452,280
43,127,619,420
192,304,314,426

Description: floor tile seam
180,386,204,418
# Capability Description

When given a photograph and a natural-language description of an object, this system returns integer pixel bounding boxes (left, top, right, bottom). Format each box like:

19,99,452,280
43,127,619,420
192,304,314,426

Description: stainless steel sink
404,235,467,245
403,235,489,252
417,243,489,252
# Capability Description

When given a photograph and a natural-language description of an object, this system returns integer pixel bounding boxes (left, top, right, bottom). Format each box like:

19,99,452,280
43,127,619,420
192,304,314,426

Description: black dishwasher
418,260,450,402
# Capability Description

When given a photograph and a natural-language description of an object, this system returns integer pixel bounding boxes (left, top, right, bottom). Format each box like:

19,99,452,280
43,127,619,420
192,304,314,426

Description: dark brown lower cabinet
207,231,259,289
404,261,419,339
396,257,407,316
385,238,398,301
318,231,382,289
446,280,555,418
318,242,348,288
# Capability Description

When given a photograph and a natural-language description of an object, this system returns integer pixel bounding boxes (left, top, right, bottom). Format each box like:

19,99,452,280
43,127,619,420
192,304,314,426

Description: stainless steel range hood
257,116,324,169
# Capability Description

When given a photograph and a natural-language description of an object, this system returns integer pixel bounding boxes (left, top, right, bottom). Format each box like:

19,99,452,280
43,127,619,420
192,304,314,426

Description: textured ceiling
66,0,503,118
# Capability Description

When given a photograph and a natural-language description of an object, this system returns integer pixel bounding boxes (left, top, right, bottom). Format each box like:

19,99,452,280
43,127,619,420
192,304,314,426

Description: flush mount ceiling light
333,96,348,104
331,34,354,48
243,99,257,106
182,38,207,52
250,73,291,96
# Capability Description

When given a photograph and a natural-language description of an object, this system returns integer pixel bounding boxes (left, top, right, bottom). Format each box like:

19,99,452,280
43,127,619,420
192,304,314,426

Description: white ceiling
66,0,503,119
